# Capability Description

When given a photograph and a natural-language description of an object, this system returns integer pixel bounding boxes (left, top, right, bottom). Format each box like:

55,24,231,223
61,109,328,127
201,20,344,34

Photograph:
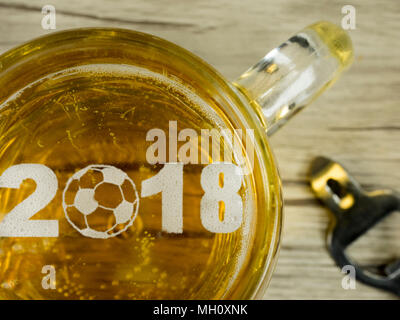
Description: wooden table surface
0,0,399,299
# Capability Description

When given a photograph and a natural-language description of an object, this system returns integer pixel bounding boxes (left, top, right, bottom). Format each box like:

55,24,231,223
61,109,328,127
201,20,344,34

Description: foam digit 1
141,163,184,234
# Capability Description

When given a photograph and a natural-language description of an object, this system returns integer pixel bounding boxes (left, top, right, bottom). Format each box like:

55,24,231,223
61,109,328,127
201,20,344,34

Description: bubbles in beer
0,64,254,299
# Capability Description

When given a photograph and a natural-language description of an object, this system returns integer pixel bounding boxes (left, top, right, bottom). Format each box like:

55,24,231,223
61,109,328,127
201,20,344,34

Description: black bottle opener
309,156,400,296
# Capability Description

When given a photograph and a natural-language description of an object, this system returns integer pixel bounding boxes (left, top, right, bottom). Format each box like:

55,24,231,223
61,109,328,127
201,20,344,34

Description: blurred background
0,0,399,299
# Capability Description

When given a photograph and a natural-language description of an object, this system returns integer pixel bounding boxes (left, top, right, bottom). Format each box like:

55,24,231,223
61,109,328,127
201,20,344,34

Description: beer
0,63,261,299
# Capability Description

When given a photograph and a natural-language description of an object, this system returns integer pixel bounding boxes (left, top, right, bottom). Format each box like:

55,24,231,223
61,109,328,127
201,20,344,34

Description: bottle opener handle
309,156,400,296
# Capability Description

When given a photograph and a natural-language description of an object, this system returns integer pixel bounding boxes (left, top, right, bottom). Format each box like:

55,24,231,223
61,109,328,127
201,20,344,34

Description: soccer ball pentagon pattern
62,165,139,239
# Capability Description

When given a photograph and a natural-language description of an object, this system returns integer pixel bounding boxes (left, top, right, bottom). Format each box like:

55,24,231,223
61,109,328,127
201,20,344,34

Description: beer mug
0,21,353,299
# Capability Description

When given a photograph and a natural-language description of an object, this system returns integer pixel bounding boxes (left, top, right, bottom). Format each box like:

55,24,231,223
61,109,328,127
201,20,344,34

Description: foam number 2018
0,163,243,238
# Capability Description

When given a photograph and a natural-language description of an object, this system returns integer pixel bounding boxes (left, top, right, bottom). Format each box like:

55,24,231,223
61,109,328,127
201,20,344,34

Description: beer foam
0,63,222,133
71,63,227,131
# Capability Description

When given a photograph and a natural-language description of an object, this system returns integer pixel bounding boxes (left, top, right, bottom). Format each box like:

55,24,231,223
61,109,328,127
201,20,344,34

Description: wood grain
0,0,399,299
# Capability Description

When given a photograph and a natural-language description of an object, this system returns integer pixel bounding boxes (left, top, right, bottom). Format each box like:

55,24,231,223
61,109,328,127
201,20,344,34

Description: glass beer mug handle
233,21,354,135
